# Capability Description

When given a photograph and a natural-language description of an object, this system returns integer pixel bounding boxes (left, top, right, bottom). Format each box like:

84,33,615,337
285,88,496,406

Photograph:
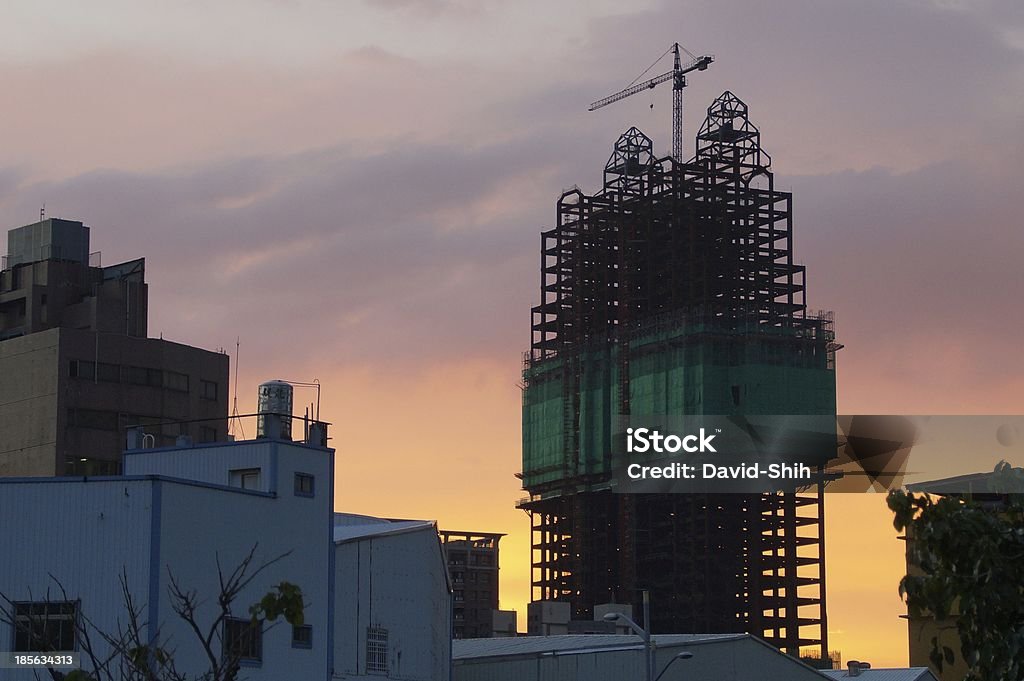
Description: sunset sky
3,0,1024,666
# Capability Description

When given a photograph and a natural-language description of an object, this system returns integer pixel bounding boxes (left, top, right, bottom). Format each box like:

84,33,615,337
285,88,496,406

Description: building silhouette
0,217,228,476
440,530,504,639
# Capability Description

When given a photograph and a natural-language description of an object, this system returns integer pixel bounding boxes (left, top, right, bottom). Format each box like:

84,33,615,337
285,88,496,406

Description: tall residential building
0,218,229,476
439,530,503,639
519,93,839,658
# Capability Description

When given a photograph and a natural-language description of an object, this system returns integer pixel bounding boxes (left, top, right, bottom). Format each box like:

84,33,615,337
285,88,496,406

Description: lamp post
653,651,693,681
603,611,652,681
603,612,693,681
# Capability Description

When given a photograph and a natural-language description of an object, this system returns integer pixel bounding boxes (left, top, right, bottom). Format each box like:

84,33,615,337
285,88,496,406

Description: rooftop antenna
39,203,45,222
230,337,246,439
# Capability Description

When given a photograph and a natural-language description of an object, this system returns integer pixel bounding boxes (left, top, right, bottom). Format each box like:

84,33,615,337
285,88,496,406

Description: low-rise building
0,417,452,681
334,514,452,680
454,633,832,681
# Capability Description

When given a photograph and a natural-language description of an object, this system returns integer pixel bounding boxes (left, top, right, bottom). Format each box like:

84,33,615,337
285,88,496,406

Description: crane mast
589,43,713,161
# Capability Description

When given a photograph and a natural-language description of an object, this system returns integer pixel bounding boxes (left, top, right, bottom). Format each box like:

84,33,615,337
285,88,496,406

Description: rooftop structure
821,668,938,681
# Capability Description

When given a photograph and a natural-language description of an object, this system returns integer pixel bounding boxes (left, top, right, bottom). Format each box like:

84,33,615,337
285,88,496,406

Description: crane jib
587,44,713,161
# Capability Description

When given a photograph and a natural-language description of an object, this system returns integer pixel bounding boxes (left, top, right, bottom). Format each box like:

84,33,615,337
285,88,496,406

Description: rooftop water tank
257,380,293,440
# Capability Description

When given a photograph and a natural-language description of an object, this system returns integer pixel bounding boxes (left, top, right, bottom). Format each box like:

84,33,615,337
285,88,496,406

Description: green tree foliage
887,462,1024,681
249,582,304,627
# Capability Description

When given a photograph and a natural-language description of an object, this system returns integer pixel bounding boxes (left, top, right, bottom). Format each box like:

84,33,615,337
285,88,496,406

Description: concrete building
0,217,229,476
527,601,570,636
454,633,835,681
491,610,517,638
0,418,452,681
439,530,503,639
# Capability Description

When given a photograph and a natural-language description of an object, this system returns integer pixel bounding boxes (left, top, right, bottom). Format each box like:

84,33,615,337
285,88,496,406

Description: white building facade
332,514,452,680
0,429,452,681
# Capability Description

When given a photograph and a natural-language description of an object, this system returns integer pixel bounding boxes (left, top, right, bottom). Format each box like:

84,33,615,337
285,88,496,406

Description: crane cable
627,45,674,87
625,42,700,89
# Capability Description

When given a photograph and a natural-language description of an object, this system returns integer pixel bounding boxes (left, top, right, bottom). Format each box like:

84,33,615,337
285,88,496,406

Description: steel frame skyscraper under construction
519,92,839,659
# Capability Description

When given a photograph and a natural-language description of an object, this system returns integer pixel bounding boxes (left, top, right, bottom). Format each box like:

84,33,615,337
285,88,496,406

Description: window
291,624,312,649
97,362,121,383
223,617,261,663
70,360,121,382
229,468,261,490
200,379,218,401
164,371,189,393
366,627,388,674
69,360,95,380
199,426,218,443
294,473,315,497
67,408,119,431
13,601,77,652
128,366,162,388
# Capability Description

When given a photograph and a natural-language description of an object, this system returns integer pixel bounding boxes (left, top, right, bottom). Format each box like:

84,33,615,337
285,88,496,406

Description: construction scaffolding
520,92,838,659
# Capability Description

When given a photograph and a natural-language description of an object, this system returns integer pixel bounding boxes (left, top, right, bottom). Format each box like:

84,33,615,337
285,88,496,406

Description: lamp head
602,613,620,622
676,652,694,660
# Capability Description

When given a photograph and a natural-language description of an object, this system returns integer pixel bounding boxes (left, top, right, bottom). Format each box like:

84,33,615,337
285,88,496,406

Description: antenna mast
230,338,245,439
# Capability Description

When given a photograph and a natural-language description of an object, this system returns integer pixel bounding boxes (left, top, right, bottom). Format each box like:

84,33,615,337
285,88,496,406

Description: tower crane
589,43,713,162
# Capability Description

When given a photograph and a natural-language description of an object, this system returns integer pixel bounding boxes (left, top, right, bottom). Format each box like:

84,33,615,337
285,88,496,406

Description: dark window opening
294,473,315,497
164,371,189,393
13,601,78,652
223,617,261,663
291,624,312,649
200,379,219,401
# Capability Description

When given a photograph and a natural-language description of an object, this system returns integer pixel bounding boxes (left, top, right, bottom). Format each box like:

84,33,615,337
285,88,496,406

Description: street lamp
653,651,693,681
603,611,652,681
603,612,693,681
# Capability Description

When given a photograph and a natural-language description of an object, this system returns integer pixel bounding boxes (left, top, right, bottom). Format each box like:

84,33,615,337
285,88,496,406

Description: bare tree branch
1,546,300,681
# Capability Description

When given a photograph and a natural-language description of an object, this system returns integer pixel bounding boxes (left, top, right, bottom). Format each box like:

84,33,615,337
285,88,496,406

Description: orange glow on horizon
293,358,912,666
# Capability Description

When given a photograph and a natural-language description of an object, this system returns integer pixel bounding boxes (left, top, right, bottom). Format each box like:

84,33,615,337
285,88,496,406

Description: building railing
0,249,102,271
